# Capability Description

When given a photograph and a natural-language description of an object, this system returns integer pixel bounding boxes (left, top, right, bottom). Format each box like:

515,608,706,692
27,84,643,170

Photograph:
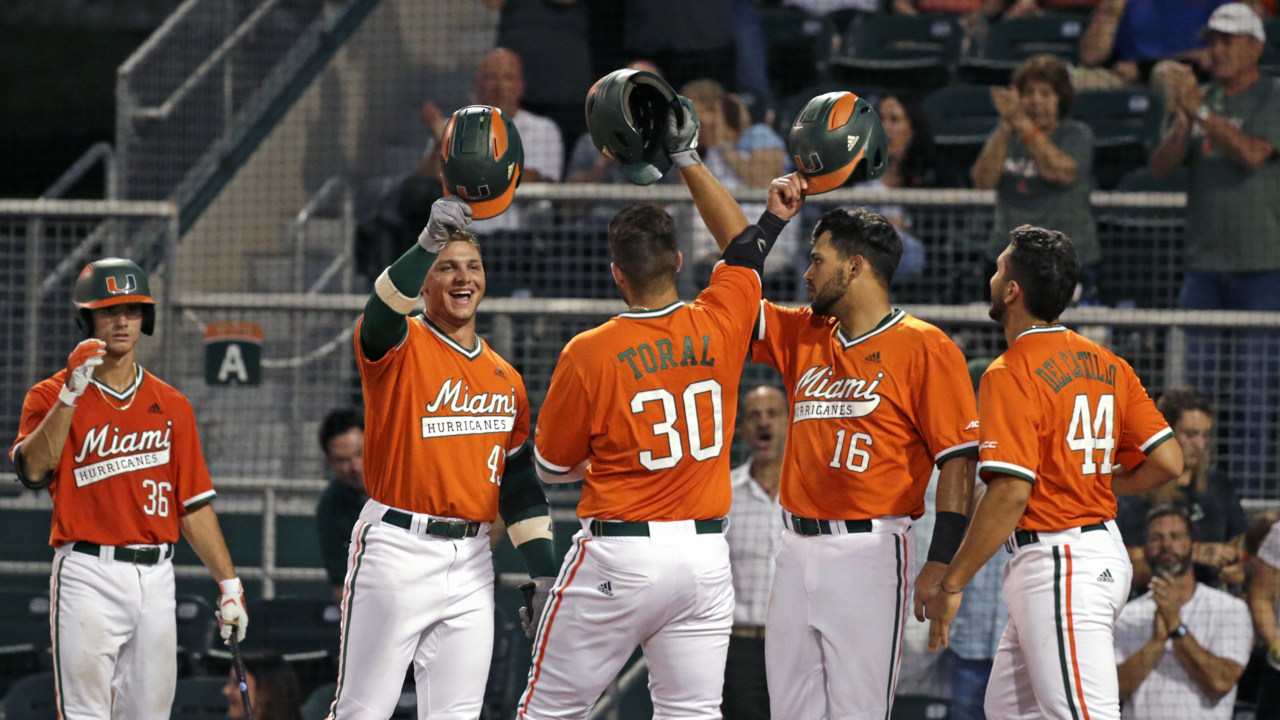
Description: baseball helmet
72,258,156,337
584,69,682,186
440,105,524,220
788,92,888,194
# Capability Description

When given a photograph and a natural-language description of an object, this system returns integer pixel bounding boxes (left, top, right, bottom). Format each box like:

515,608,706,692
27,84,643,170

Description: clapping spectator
222,650,305,720
1079,0,1230,89
1114,507,1253,719
1250,518,1280,717
971,55,1100,292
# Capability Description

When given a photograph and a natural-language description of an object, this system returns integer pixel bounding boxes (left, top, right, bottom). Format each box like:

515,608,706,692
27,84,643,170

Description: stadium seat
962,14,1085,85
923,84,1000,184
302,682,336,720
1115,166,1188,194
760,7,840,98
830,15,963,89
242,597,341,655
175,594,218,674
1071,89,1162,190
171,676,228,719
891,694,951,719
0,590,52,696
0,671,56,720
1263,19,1280,75
774,82,889,136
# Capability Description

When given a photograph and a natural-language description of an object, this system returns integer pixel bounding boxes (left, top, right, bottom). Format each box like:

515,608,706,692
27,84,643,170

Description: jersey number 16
630,380,725,471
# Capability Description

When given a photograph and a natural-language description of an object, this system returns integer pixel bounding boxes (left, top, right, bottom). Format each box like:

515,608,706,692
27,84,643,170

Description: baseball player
926,226,1184,720
9,258,246,720
518,96,806,719
328,105,556,720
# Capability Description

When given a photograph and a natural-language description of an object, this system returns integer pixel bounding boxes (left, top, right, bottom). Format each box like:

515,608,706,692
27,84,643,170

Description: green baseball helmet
788,92,888,194
584,69,682,186
73,258,156,337
440,105,524,219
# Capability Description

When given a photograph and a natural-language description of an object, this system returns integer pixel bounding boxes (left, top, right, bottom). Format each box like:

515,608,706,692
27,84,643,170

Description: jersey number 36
630,380,725,471
142,479,172,517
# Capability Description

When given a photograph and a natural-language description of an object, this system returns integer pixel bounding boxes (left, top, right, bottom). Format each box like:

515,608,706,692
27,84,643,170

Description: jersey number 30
1067,394,1115,475
630,380,724,471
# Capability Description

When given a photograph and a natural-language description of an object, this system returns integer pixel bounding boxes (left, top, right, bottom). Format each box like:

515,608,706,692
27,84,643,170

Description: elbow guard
11,446,52,491
498,444,548,523
719,211,788,274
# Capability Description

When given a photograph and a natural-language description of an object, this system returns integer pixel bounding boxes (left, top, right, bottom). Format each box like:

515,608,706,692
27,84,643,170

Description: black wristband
720,211,789,274
927,511,969,564
757,210,787,242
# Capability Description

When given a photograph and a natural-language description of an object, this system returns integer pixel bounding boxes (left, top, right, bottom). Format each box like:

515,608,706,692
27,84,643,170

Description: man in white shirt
1249,518,1280,717
1114,506,1252,720
723,385,788,720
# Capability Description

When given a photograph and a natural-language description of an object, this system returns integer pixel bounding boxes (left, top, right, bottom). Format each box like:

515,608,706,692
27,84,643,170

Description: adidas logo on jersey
597,582,613,597
1097,569,1114,583
148,403,163,414
865,351,881,363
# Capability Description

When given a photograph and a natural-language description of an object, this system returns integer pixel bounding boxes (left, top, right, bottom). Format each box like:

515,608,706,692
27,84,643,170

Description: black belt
788,514,873,537
382,509,481,539
590,519,725,537
1014,523,1108,549
73,542,171,565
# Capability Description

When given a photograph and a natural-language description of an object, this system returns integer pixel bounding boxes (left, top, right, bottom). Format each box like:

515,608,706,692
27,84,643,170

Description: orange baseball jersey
355,314,529,521
534,263,761,521
752,304,979,520
977,326,1174,531
10,366,216,547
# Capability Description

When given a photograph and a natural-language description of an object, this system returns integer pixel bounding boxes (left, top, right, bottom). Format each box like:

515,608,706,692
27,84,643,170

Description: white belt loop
99,544,112,563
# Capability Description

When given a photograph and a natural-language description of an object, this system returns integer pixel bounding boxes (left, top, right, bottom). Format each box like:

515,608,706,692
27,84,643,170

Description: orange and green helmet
72,258,156,336
788,92,888,194
440,105,524,220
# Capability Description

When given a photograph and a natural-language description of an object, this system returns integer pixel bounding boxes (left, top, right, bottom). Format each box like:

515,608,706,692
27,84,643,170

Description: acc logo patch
105,275,137,295
980,441,998,450
847,135,861,151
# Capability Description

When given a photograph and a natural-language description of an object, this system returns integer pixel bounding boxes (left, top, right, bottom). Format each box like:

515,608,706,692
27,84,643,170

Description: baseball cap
1201,3,1266,43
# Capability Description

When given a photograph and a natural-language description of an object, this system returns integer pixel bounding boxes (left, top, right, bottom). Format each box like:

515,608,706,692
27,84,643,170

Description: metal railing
40,142,116,200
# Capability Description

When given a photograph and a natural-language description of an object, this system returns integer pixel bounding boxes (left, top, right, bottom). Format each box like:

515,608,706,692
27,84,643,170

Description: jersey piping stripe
182,489,217,508
526,533,585,661
90,364,144,401
935,440,980,464
520,536,592,719
834,309,905,349
887,531,910,718
533,446,571,475
416,315,484,360
884,533,904,720
1053,546,1083,720
1015,326,1069,340
977,460,1036,483
52,555,67,720
329,521,371,718
617,301,686,319
756,301,767,341
1139,426,1175,453
1063,545,1092,720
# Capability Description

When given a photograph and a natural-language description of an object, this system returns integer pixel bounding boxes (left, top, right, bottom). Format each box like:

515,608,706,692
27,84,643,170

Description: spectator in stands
723,385,789,720
623,0,735,90
315,409,366,603
784,0,882,33
222,649,305,720
1117,387,1247,595
488,0,593,149
1078,0,1231,89
1250,518,1280,716
1115,506,1253,719
1148,4,1280,312
1003,0,1103,18
971,55,1100,290
943,357,1008,720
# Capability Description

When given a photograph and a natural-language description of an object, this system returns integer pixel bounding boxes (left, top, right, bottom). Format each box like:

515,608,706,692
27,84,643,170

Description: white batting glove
418,196,473,253
664,96,702,169
217,578,248,643
60,339,106,407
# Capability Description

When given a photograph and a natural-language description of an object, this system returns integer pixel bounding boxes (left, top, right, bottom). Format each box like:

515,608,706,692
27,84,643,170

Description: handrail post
262,486,278,599
24,217,44,389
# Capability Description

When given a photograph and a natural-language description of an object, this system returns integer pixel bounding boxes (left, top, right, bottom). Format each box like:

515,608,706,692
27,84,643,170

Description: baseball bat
229,631,255,720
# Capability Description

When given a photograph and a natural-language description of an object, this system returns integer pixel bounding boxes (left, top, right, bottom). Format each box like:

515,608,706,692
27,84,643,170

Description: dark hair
1156,385,1213,429
609,205,680,295
241,650,305,720
1012,54,1074,118
879,92,938,188
1146,504,1198,543
1006,225,1078,322
811,208,903,288
319,409,363,456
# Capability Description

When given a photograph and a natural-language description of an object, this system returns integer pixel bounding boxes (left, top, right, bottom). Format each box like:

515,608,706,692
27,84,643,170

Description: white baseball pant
50,543,178,720
327,500,495,720
765,517,915,720
517,519,735,720
985,519,1131,720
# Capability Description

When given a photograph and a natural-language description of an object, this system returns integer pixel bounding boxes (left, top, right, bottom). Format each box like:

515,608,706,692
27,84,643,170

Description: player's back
978,327,1173,531
534,264,760,522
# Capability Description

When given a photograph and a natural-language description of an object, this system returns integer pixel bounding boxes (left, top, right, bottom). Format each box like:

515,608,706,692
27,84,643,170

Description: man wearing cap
9,258,246,720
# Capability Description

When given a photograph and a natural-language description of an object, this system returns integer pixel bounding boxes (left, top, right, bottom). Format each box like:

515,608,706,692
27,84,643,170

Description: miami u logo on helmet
106,275,137,295
455,184,492,201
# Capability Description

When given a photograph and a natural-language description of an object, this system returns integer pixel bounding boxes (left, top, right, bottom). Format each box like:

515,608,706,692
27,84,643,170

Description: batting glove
418,196,473,253
217,578,248,643
519,576,557,639
664,96,702,169
60,339,107,407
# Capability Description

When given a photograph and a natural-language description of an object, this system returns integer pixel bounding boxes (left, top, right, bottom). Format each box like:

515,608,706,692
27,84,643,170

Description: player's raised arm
664,98,748,251
360,197,471,361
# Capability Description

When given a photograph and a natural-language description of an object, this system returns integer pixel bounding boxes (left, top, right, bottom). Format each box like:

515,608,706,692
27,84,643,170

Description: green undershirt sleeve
360,245,437,361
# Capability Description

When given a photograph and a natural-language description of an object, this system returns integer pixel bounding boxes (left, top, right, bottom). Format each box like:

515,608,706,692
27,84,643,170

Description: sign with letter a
204,321,263,386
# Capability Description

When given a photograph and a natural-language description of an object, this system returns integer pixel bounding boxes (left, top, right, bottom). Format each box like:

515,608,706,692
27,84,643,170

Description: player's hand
419,196,473,253
926,586,962,652
914,560,948,622
217,579,248,643
766,173,807,222
519,576,556,639
61,339,107,406
665,96,702,169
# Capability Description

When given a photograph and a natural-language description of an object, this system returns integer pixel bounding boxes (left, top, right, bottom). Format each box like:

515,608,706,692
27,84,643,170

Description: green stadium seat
175,594,218,675
0,671,56,720
1071,89,1162,189
830,15,963,89
170,676,228,719
1264,19,1280,75
923,84,999,184
302,681,336,720
962,14,1085,85
760,7,841,98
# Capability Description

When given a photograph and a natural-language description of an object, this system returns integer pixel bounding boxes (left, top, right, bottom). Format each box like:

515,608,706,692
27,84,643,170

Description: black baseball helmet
584,69,683,186
440,105,524,219
788,92,888,194
73,258,156,337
